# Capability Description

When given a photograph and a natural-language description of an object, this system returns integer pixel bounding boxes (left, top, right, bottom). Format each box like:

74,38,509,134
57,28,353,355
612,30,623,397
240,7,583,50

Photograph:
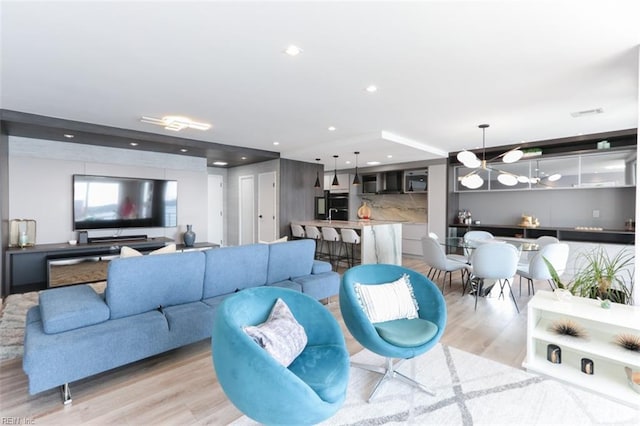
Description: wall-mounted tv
73,175,177,230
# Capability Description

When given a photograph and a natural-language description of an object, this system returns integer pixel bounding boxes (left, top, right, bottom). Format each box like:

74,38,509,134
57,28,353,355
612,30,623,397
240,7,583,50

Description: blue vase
183,225,196,247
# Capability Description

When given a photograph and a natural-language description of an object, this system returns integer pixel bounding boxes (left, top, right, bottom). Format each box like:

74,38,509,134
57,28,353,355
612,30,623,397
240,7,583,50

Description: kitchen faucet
328,208,338,222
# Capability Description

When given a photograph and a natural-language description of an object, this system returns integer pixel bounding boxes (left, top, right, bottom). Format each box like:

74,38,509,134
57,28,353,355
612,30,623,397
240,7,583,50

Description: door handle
259,215,263,218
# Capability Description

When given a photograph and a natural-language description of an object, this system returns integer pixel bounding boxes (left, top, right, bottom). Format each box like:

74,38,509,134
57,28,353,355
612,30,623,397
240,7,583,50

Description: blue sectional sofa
23,239,339,402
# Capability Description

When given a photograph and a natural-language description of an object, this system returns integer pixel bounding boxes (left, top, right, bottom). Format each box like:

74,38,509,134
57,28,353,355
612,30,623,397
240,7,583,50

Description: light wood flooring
0,256,539,424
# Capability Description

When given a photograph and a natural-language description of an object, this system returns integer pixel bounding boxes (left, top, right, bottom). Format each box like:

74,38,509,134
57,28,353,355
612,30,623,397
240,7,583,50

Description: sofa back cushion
106,251,205,319
267,239,315,284
203,244,269,299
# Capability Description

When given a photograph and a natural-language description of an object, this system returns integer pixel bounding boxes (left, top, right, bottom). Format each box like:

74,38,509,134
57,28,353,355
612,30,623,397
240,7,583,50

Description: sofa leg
61,383,72,405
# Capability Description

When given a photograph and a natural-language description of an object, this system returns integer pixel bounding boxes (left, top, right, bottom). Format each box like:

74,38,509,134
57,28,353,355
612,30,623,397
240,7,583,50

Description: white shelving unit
524,290,640,407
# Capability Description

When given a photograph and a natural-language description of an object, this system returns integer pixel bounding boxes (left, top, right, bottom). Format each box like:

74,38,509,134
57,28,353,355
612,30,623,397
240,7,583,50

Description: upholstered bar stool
290,224,306,240
304,225,325,260
321,227,347,268
340,228,361,267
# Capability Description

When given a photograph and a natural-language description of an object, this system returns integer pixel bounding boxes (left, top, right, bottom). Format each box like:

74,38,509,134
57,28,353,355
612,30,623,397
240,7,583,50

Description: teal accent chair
211,287,350,425
340,264,447,402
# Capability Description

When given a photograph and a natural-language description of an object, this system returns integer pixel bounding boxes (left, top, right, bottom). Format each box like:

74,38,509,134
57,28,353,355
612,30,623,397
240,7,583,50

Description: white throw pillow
120,244,176,258
244,298,308,367
354,274,419,323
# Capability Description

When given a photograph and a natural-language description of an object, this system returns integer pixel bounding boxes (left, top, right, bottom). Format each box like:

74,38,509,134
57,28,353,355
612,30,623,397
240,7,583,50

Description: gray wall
458,187,635,230
279,158,322,238
7,137,209,244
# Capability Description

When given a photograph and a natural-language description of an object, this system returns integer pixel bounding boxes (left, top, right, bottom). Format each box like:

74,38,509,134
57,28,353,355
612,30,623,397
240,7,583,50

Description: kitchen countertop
292,219,404,229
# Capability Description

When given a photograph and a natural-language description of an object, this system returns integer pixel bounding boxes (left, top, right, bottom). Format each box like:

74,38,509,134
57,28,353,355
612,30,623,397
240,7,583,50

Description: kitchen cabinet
454,147,636,192
524,290,640,406
324,173,351,192
402,223,428,256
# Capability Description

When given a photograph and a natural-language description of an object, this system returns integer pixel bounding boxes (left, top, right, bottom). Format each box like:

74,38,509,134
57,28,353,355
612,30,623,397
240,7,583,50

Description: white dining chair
470,242,520,312
321,227,346,268
421,236,471,294
519,235,560,266
517,243,569,296
304,225,325,259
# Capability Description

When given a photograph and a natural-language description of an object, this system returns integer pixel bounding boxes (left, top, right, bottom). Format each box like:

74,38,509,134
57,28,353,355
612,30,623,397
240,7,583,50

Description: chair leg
351,357,435,403
474,278,483,311
498,279,520,313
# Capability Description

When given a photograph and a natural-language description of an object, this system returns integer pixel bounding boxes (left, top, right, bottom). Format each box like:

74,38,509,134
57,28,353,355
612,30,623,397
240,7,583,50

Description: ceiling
1,1,639,171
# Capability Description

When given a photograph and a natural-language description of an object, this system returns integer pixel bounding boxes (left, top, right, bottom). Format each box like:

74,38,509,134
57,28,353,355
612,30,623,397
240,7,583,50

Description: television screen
73,175,177,230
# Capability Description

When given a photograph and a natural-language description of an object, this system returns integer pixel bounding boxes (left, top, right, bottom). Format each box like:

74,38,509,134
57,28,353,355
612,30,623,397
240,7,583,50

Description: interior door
207,174,224,246
239,175,255,245
258,171,277,242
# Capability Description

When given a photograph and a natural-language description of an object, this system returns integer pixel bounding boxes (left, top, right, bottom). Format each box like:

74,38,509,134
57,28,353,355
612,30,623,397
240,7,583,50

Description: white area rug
233,344,640,425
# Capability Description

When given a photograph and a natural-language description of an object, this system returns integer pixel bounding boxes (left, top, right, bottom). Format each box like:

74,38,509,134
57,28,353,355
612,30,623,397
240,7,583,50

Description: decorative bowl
624,367,640,394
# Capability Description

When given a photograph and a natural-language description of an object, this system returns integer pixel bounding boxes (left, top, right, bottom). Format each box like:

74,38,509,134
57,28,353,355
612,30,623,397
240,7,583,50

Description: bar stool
290,224,306,240
321,227,347,268
304,225,325,260
340,228,361,267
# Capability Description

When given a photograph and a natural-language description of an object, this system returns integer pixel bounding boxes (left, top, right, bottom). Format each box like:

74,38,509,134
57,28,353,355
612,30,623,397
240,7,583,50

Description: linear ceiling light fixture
140,116,211,132
332,155,340,186
458,124,524,189
352,151,361,185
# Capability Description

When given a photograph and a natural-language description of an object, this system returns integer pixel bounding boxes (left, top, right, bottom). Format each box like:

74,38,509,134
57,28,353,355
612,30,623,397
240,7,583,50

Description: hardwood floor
0,256,538,424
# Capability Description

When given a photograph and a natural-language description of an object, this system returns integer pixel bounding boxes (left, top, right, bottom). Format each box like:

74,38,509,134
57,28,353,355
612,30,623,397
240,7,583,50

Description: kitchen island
291,220,402,265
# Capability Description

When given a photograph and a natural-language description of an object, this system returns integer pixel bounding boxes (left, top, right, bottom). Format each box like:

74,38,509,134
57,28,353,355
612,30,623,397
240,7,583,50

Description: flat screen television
73,175,177,230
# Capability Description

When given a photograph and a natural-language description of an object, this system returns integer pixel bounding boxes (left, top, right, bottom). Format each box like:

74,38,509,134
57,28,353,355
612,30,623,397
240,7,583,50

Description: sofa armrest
312,260,333,274
39,285,110,334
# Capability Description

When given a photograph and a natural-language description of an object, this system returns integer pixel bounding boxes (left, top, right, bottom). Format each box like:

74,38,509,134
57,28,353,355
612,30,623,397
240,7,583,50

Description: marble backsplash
358,193,428,223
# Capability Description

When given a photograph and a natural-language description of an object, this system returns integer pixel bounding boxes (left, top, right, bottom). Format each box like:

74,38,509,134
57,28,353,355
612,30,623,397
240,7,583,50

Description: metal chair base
351,358,435,402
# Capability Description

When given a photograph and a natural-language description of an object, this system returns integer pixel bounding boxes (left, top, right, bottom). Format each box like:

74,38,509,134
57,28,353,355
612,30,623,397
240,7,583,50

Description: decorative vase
183,225,196,247
357,202,371,219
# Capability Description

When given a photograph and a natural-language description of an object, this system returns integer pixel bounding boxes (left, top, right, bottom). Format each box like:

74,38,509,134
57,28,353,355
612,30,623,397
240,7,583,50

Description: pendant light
313,158,322,188
352,151,361,185
458,124,523,189
331,155,339,186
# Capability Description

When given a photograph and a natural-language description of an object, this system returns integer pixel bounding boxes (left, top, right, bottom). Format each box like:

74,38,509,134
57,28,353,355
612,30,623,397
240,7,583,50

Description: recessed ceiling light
328,126,336,131
241,156,247,160
180,148,188,153
284,45,303,56
386,155,393,159
141,115,211,132
345,160,351,165
63,134,74,139
273,141,280,146
365,85,378,93
367,161,381,166
212,161,228,166
130,142,139,147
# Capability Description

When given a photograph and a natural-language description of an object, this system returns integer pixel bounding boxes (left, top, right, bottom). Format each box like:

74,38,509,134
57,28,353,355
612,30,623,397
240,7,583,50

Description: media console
4,238,218,294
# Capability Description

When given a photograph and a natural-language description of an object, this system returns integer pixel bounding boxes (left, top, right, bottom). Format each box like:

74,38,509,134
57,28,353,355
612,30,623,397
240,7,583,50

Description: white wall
8,137,208,245
427,162,447,240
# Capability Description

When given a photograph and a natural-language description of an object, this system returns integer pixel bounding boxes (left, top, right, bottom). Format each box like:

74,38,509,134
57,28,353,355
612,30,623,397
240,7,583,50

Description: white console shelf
524,290,640,407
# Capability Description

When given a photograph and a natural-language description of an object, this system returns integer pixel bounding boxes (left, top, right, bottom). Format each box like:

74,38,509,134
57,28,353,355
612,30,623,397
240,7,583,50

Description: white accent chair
517,243,569,296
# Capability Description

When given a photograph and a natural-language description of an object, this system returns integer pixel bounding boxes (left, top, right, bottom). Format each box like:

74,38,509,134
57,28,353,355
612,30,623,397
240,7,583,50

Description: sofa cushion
311,260,332,274
106,251,205,319
266,239,315,284
39,285,110,334
293,272,340,300
267,280,302,292
203,244,269,299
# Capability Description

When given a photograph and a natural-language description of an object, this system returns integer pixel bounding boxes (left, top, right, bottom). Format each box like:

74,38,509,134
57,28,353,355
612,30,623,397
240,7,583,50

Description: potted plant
544,246,635,305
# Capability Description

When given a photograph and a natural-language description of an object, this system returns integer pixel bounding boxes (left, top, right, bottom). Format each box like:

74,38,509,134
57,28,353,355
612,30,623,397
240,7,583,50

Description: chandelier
457,124,524,189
